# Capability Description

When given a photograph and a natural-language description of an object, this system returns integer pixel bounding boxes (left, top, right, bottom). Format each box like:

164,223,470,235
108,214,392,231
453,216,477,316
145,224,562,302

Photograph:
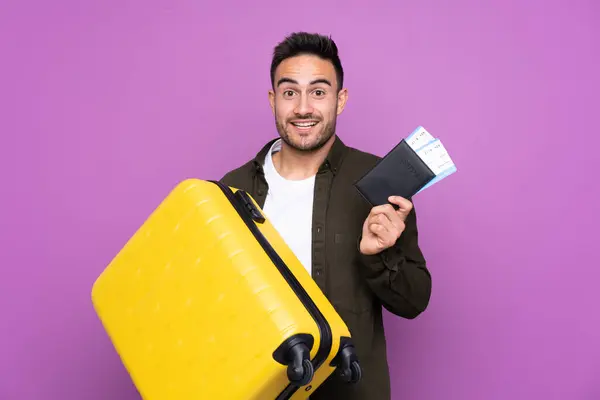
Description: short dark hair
270,32,344,91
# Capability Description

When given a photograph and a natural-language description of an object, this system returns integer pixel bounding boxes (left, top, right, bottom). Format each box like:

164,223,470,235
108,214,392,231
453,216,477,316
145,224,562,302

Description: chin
275,118,335,152
285,131,332,152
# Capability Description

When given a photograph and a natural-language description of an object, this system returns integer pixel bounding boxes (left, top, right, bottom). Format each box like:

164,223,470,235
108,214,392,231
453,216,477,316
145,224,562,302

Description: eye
314,89,325,96
283,90,295,97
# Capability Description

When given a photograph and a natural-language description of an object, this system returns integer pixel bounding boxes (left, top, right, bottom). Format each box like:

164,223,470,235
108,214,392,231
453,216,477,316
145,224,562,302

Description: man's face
269,54,348,152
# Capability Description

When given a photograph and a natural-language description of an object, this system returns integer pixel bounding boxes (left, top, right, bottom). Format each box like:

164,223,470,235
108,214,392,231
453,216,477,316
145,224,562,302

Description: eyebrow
276,78,332,87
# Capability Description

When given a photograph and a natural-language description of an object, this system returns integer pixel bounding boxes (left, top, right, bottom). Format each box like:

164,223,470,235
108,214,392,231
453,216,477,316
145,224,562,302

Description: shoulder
219,139,274,190
341,145,382,177
346,146,381,163
220,159,256,189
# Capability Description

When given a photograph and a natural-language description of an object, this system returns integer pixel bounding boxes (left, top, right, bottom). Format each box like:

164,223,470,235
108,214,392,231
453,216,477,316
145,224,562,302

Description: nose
294,93,314,116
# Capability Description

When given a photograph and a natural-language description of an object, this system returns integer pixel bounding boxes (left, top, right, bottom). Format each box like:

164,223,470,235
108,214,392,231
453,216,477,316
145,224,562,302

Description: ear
336,88,349,115
268,90,275,115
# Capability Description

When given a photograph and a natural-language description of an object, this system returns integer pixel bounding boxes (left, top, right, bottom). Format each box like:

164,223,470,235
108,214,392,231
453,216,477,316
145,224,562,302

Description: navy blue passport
354,139,435,206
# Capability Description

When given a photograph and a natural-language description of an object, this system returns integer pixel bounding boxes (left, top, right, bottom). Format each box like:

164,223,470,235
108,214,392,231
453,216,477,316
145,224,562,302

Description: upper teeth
293,122,317,127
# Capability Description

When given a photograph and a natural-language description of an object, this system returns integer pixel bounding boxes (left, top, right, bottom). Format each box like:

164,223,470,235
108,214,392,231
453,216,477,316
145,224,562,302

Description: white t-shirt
262,140,315,276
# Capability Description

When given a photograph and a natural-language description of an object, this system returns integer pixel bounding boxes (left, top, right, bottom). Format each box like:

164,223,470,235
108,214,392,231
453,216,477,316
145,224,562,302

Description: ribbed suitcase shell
91,179,360,399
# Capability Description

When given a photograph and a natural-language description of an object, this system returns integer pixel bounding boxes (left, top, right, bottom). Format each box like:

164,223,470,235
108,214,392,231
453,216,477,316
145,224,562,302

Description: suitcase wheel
339,360,362,384
272,334,315,387
288,357,314,387
330,337,363,384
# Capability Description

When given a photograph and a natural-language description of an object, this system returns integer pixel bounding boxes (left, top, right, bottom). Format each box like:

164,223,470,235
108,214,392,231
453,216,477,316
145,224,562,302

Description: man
220,32,432,400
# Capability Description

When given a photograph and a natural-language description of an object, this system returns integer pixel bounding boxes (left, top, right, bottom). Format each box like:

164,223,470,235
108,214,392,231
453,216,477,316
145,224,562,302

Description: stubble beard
274,111,337,153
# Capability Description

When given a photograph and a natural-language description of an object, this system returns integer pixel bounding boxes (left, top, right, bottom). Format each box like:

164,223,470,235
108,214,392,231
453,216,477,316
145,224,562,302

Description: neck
272,136,335,180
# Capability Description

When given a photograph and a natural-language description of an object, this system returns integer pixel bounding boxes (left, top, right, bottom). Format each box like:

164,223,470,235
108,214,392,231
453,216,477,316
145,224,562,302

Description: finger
371,205,404,231
388,196,413,218
368,223,390,243
368,223,396,247
373,213,403,239
368,223,388,237
371,204,398,220
369,215,402,238
388,195,412,211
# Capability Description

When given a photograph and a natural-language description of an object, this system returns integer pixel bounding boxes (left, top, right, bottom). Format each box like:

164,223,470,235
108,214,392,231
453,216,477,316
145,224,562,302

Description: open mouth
291,121,318,129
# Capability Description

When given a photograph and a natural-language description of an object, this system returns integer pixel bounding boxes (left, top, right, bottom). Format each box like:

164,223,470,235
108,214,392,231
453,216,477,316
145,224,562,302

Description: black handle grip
234,190,265,223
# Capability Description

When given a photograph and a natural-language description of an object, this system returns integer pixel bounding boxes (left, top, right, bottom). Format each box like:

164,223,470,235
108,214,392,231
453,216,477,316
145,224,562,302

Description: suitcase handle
234,190,266,224
330,337,362,384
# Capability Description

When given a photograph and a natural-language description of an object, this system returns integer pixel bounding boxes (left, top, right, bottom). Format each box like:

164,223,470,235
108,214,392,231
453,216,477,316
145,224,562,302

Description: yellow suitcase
91,179,361,399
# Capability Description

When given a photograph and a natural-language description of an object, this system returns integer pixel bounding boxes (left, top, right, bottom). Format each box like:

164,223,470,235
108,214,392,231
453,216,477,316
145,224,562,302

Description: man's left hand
359,196,413,256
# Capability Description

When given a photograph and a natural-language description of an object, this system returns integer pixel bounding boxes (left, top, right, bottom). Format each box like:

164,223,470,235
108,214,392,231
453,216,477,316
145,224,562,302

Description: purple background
1,0,598,399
